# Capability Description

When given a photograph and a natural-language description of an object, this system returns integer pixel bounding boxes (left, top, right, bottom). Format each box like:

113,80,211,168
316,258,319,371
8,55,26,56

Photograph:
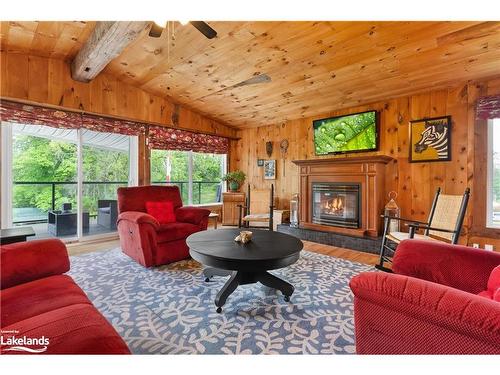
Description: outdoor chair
97,199,118,230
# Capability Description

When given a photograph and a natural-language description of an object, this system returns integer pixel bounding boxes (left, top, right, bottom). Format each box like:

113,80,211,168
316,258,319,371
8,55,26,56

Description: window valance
0,100,145,136
476,95,500,120
1,100,230,154
0,99,82,129
148,125,229,154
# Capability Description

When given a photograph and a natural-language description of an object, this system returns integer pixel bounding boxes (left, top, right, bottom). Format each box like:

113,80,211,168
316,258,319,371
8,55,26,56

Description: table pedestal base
203,267,294,313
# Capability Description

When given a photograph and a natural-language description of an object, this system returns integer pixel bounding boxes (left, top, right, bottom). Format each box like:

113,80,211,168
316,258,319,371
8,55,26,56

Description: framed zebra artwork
409,116,451,163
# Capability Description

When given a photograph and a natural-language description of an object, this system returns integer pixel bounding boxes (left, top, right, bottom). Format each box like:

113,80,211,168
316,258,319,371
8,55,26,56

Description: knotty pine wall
0,51,237,138
231,77,500,245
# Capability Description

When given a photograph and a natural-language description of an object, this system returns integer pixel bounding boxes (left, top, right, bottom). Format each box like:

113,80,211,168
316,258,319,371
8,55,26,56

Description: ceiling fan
149,21,217,39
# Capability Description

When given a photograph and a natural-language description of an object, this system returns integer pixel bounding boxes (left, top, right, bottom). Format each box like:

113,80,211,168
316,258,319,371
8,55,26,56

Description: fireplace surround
293,155,393,237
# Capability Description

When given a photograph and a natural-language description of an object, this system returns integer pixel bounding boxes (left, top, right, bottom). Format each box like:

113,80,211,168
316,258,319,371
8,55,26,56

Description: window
1,122,138,241
150,149,226,205
487,118,500,228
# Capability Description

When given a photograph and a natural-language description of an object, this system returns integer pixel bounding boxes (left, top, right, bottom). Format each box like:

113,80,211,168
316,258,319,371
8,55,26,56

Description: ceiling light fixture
153,20,168,28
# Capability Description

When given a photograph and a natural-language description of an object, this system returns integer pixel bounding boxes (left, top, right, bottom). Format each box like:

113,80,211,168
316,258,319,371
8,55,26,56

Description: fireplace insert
311,183,361,228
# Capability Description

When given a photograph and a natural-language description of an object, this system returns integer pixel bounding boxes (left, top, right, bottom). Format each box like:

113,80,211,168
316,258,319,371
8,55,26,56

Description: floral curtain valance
148,125,229,154
0,99,82,129
82,114,146,136
1,100,230,154
476,95,500,120
0,100,145,136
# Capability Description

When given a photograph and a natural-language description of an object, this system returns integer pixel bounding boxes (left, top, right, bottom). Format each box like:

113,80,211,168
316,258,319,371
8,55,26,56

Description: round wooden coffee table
187,229,303,313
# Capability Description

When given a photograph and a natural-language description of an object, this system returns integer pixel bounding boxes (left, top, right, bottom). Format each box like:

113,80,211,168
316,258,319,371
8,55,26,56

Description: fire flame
322,196,344,214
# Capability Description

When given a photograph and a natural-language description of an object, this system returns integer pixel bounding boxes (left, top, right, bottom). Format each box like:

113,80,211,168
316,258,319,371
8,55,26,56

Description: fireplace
293,156,393,237
312,183,361,228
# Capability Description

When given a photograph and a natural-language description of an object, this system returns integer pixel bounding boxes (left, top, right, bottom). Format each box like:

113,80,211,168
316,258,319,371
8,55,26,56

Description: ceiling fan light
153,20,168,28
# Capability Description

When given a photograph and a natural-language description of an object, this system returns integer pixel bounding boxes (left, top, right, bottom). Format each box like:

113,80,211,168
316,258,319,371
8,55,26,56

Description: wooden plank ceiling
1,21,500,128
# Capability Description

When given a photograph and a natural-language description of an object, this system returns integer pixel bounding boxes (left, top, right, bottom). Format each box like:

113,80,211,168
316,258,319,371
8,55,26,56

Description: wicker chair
376,187,470,272
238,184,277,231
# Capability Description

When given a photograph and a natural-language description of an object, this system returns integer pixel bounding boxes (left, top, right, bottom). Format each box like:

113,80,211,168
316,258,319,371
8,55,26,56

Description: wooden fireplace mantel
292,155,394,238
292,155,394,167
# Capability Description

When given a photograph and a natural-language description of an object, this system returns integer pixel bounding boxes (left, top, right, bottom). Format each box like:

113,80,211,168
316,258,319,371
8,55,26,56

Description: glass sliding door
1,121,139,242
8,123,79,240
81,129,136,238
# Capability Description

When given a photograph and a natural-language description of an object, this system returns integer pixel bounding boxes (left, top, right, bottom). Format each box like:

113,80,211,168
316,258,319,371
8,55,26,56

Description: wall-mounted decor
409,116,451,163
266,141,273,157
257,159,264,167
264,160,276,180
280,139,289,177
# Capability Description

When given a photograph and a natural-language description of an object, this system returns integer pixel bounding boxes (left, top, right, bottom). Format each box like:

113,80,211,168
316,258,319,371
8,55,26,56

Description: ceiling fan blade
148,23,163,38
190,21,217,39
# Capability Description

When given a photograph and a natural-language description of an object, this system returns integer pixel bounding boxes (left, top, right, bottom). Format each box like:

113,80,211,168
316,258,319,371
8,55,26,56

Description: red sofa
0,239,130,354
350,239,500,354
117,185,210,267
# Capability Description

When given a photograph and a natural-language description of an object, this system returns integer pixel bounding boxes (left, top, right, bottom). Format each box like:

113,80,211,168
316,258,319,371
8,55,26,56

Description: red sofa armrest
1,239,70,289
393,239,500,294
350,272,500,354
117,211,160,230
175,206,211,226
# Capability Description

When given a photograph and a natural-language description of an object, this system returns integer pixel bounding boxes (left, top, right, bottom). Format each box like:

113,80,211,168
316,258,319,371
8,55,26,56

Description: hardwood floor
302,240,379,266
66,226,380,266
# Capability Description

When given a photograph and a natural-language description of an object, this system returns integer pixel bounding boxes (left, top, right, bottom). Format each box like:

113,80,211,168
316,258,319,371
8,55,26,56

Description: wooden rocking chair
238,184,276,231
376,187,470,272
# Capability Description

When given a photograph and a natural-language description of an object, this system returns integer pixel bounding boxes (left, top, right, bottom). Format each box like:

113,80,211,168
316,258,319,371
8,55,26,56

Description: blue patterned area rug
69,248,373,354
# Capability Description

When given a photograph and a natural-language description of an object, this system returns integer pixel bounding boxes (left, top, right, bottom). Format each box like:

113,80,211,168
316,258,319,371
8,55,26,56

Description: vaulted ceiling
1,21,500,128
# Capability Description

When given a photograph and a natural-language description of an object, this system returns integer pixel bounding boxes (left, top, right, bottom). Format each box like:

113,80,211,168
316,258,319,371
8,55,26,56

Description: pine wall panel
231,77,500,245
0,51,237,138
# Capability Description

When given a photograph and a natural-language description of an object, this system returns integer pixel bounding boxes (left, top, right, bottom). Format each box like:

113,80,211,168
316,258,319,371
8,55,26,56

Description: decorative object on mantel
409,116,451,163
476,95,500,120
234,230,253,244
222,170,246,192
290,193,300,228
264,160,276,180
280,139,289,177
257,159,264,167
384,191,400,233
266,141,273,157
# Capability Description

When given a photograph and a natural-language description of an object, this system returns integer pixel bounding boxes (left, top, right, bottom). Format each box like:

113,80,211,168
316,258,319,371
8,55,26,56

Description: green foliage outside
150,149,223,204
12,135,129,221
313,111,377,155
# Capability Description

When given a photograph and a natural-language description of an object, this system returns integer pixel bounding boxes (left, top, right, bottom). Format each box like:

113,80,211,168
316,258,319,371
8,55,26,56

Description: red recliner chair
117,185,210,267
350,239,500,354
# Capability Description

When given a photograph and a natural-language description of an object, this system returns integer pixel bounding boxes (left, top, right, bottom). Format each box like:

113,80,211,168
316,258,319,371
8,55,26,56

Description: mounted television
313,110,378,155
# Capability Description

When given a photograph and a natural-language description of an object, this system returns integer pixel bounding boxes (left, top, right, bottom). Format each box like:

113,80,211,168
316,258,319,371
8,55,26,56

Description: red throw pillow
477,265,500,302
145,201,176,224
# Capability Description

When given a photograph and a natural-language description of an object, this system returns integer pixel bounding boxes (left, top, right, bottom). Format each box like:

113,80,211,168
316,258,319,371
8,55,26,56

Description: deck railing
13,180,221,225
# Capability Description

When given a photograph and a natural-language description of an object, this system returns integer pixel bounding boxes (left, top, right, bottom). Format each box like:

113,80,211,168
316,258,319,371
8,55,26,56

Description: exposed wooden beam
71,21,150,82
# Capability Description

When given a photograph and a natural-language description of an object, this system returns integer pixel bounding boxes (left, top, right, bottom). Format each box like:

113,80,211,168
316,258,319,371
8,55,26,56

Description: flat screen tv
313,110,378,155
